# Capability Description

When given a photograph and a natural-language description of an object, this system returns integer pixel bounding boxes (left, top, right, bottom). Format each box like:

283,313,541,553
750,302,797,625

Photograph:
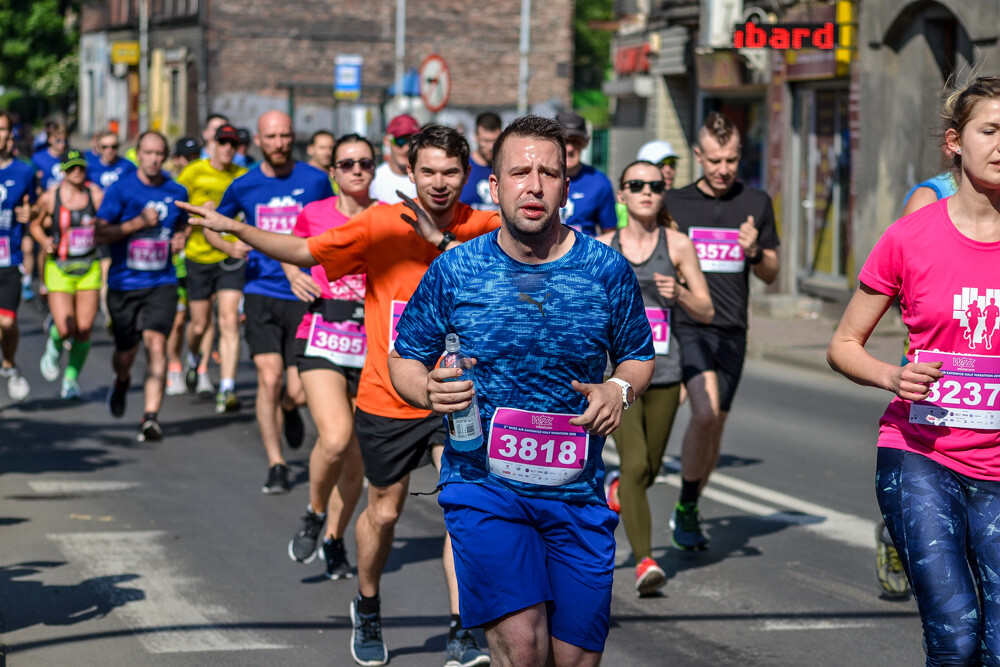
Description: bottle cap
445,333,460,353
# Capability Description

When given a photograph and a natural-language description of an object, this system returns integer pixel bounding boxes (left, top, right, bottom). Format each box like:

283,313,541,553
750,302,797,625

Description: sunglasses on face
623,179,667,194
335,158,376,171
217,139,239,147
100,143,119,150
659,157,678,168
390,134,413,147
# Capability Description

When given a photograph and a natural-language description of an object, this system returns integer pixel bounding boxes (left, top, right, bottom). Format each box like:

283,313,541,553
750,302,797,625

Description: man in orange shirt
178,124,498,667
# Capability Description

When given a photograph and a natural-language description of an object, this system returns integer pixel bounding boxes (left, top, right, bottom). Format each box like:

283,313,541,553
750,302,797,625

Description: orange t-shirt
307,202,500,419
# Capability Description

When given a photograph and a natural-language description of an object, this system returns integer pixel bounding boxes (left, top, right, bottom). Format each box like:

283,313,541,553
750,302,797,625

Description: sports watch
606,377,634,410
437,231,457,251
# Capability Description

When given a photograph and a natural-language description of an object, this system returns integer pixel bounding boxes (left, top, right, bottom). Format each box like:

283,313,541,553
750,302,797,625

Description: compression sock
46,324,64,357
679,478,702,506
64,339,91,381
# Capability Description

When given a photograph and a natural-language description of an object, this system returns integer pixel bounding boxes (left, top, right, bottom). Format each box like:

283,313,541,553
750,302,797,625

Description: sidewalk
747,295,905,374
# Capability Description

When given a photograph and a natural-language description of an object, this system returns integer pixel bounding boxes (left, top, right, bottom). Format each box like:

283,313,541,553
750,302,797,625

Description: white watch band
606,377,633,410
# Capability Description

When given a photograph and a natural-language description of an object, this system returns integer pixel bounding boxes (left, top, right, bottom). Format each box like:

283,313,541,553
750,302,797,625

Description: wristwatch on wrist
437,231,457,251
747,245,764,265
606,377,634,410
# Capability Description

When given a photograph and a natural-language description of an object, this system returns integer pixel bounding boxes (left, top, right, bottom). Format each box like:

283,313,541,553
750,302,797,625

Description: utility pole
517,0,531,115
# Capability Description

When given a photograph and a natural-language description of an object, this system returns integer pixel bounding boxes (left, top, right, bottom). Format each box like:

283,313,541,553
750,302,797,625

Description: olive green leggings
613,382,681,561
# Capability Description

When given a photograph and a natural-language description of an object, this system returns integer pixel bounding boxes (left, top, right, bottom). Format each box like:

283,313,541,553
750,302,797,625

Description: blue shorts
438,482,618,652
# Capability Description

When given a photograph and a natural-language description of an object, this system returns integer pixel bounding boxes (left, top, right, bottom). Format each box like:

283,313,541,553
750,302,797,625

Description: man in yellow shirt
176,124,248,412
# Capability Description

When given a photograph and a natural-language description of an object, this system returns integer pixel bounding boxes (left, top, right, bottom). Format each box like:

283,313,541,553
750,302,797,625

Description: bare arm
827,283,942,399
28,191,54,249
668,230,714,324
282,262,322,302
175,200,317,267
739,216,779,285
388,350,474,413
901,186,940,218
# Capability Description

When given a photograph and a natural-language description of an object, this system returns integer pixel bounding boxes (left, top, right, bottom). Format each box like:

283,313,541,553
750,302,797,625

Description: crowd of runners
3,73,1000,667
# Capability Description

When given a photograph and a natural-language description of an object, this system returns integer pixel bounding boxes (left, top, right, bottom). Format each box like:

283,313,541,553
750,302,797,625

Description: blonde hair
942,75,1000,173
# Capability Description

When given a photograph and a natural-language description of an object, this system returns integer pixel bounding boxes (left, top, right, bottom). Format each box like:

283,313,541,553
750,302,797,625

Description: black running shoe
137,418,162,443
288,507,325,563
262,463,290,494
323,537,354,580
184,366,197,393
283,406,304,449
107,377,130,418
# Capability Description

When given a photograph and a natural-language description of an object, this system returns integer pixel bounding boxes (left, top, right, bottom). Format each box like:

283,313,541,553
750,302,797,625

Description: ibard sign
732,21,840,50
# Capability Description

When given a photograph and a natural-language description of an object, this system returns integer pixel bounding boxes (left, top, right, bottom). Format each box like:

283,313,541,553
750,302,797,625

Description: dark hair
205,113,228,127
476,112,502,133
942,75,1000,174
698,112,739,149
309,130,335,146
333,133,375,161
137,130,168,153
619,160,676,229
407,125,470,171
492,114,567,176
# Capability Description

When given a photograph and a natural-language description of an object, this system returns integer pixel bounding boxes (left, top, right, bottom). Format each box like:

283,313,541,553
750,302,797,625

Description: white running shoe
4,367,30,402
165,370,187,396
61,377,82,400
196,372,215,396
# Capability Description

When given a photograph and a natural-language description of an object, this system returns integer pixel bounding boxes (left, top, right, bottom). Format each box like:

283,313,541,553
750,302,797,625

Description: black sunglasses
335,158,376,171
390,134,414,147
218,139,240,147
623,179,667,194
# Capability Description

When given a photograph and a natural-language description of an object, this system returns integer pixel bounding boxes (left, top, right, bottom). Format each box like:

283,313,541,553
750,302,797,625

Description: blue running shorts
438,481,618,652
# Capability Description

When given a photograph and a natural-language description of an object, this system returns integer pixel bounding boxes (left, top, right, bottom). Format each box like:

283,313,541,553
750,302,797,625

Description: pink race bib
305,315,366,368
388,300,406,350
329,274,366,302
68,226,95,256
689,227,744,273
487,408,589,487
255,204,299,234
126,238,169,271
0,237,10,267
910,350,1000,429
646,307,670,355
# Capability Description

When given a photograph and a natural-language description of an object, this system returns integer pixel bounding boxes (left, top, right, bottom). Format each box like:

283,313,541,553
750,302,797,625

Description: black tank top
611,226,682,385
52,185,98,263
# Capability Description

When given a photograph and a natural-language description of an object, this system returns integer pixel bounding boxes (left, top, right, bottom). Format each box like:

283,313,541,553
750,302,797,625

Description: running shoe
288,507,325,563
195,372,215,396
184,366,198,393
350,599,388,666
21,280,34,302
876,521,910,598
283,406,305,449
635,557,666,597
215,389,241,414
605,469,621,514
444,629,490,667
107,377,130,418
2,366,30,402
670,502,709,551
323,537,354,580
40,343,62,382
137,417,163,443
262,463,290,495
60,377,82,400
165,369,186,396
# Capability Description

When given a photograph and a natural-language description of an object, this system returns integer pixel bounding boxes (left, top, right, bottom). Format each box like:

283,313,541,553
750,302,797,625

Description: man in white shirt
369,114,420,204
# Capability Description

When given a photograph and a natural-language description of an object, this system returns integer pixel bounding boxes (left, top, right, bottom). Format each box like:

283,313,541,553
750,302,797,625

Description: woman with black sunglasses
597,159,714,596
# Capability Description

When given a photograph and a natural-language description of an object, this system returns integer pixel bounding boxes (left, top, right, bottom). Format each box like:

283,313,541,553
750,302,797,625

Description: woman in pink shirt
829,76,1000,664
285,134,381,580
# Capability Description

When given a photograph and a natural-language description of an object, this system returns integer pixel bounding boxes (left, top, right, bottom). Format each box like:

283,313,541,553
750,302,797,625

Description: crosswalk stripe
29,481,141,494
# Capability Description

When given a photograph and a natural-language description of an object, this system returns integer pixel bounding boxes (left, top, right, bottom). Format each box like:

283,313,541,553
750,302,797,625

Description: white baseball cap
637,140,679,164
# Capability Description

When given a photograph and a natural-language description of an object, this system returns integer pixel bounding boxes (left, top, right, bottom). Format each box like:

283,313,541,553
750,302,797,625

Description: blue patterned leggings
876,448,1000,666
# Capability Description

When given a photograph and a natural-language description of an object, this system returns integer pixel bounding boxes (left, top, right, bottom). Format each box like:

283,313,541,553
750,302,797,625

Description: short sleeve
96,181,124,224
293,200,317,239
216,181,240,218
858,223,903,297
393,260,453,366
606,254,655,364
756,196,780,249
306,209,371,281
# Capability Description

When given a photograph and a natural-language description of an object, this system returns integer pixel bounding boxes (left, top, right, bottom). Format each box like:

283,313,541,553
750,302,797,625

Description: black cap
556,111,588,140
174,137,200,158
215,124,240,143
236,128,251,145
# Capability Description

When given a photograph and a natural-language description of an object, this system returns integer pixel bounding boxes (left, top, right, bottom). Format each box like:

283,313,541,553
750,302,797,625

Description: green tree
0,0,79,95
573,0,613,126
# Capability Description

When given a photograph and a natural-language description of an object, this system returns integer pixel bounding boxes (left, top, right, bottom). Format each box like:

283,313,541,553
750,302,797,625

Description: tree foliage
573,0,613,126
0,0,79,93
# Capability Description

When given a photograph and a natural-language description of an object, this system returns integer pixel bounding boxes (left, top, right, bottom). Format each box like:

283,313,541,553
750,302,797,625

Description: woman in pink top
829,76,1000,664
285,134,381,580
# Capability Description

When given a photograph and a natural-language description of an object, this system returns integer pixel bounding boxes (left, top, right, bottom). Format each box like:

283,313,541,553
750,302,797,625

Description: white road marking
48,531,285,653
603,448,876,551
29,480,140,494
762,620,877,631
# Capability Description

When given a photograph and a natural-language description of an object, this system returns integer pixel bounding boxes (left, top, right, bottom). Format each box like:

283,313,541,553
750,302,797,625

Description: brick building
79,0,573,145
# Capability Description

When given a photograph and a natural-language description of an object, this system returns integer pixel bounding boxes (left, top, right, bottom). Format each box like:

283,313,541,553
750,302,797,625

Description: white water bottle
440,333,483,451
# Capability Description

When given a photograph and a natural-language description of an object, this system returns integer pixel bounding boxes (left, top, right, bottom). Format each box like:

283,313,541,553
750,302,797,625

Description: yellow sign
111,42,140,66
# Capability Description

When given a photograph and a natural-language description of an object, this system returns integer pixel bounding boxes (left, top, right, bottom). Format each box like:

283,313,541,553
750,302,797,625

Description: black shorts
0,266,22,318
675,324,747,412
354,407,446,487
292,337,362,395
243,293,309,363
185,258,246,301
107,284,178,351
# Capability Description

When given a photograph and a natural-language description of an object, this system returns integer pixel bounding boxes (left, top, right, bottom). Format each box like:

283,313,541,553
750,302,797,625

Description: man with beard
212,110,333,493
178,124,497,667
388,115,655,666
95,131,189,442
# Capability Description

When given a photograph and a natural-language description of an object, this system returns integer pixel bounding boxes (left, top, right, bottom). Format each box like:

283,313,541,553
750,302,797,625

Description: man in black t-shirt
662,112,780,551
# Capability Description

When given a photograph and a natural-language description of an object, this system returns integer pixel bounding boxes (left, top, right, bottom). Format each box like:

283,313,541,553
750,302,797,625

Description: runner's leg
254,352,287,466
356,476,410,597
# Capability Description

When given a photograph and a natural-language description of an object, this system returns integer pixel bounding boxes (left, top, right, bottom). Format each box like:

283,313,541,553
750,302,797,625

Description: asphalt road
1,302,925,666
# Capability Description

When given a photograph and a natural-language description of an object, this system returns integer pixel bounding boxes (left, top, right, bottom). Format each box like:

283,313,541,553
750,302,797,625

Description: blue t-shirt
97,172,189,291
459,159,498,211
559,164,616,237
394,229,654,504
0,160,39,268
32,149,63,190
217,162,334,300
88,157,137,191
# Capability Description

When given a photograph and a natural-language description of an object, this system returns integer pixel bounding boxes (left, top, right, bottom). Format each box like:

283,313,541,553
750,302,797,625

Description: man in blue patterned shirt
389,115,654,666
